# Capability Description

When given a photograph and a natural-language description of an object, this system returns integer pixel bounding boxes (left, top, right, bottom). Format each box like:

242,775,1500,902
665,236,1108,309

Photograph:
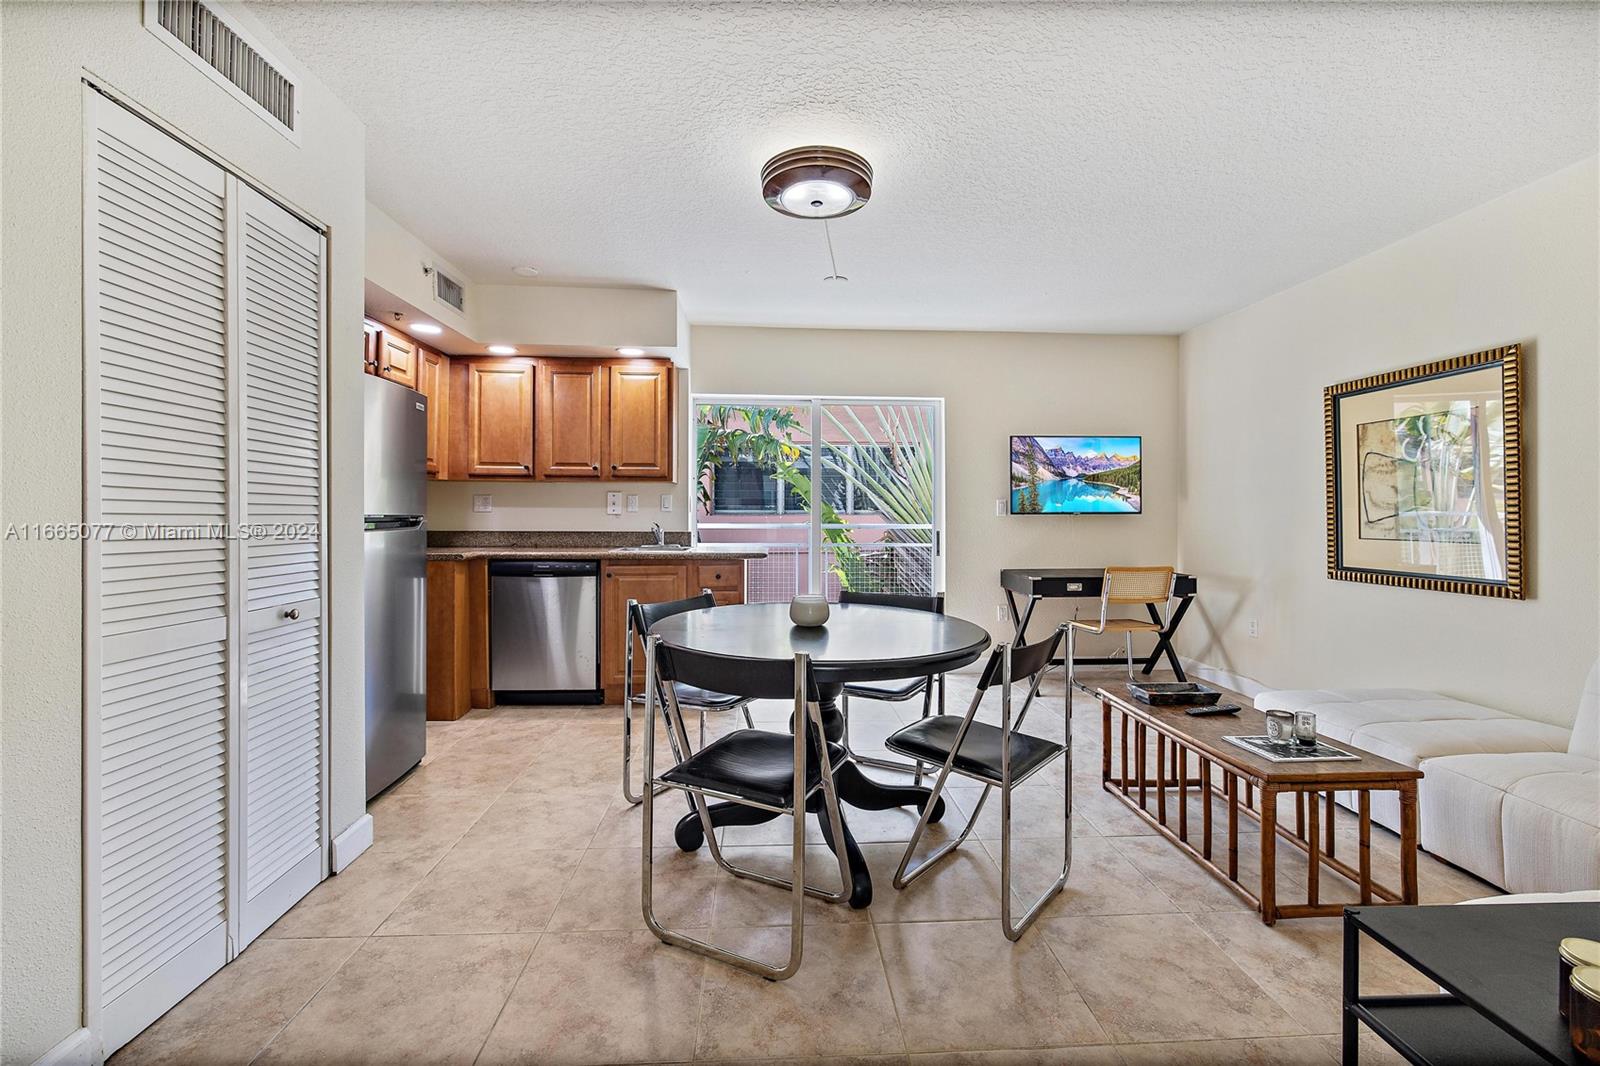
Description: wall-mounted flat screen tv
1010,436,1142,514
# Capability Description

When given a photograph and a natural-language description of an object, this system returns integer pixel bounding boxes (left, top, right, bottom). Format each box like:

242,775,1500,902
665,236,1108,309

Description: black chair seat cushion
670,682,748,710
885,716,1063,786
660,729,842,808
842,676,929,702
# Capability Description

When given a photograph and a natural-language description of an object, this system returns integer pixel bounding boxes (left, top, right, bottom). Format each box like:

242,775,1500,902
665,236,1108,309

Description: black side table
1344,902,1600,1064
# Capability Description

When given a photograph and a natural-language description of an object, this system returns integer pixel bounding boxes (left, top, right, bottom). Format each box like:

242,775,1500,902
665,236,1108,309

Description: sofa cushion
1419,752,1599,894
1350,718,1571,768
1502,770,1600,894
1460,889,1600,905
1571,660,1600,758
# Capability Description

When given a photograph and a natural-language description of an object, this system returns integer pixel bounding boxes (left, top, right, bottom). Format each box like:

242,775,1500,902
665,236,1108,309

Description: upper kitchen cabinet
464,358,534,477
378,328,420,389
419,346,449,477
363,320,382,375
607,361,674,480
535,360,604,479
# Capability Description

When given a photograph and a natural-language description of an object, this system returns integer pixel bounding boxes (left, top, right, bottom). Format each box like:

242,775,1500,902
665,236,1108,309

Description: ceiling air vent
432,267,467,314
145,0,299,142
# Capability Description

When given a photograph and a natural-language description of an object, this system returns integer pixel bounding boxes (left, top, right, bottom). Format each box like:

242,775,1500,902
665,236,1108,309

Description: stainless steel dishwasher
489,559,602,703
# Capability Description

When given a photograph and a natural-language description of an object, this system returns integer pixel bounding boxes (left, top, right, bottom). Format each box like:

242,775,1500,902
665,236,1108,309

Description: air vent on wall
145,0,299,142
433,267,467,314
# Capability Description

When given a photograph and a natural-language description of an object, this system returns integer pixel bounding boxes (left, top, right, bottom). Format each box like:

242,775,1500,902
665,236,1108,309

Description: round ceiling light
761,146,872,219
511,265,540,278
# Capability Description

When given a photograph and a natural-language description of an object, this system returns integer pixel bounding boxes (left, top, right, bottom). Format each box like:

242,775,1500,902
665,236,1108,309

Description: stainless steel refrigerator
364,375,428,799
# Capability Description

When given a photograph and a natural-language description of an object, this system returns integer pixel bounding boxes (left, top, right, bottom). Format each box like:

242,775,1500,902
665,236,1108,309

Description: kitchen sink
614,543,693,552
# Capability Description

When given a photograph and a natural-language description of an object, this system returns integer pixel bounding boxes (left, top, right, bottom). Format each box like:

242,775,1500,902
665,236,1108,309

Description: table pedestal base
671,688,944,908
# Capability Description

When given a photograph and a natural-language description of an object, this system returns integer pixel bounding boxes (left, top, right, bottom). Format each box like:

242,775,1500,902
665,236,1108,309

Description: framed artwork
1324,344,1525,599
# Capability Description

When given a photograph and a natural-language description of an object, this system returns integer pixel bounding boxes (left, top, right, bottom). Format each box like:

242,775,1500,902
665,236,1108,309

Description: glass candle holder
1570,965,1600,1063
1293,710,1318,746
1562,939,1600,1019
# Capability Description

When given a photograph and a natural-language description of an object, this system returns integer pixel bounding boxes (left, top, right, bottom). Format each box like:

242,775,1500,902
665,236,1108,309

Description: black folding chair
641,635,852,980
837,590,946,783
885,626,1072,940
621,591,755,805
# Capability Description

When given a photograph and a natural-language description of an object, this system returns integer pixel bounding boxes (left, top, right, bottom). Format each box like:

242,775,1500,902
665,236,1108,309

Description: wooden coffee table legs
1100,698,1421,924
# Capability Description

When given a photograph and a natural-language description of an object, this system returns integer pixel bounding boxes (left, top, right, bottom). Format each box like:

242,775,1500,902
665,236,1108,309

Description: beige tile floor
113,670,1500,1065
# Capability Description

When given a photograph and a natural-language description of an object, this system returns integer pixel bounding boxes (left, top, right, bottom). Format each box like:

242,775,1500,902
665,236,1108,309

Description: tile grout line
469,931,544,1066
244,938,366,1066
866,918,913,1059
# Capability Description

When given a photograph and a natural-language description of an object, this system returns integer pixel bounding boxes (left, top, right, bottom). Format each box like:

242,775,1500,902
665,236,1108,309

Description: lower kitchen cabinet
424,556,747,712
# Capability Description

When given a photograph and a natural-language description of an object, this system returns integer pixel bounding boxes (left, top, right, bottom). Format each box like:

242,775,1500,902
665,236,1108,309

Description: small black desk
1000,568,1198,680
1344,902,1600,1064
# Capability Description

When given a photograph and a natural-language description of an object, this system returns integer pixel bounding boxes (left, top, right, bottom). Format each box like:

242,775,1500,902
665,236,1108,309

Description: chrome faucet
649,522,665,547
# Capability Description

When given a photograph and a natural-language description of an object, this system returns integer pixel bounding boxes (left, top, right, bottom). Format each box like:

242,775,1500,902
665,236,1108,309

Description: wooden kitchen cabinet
378,328,420,389
363,320,382,376
607,361,674,480
465,358,535,477
419,345,449,477
426,561,471,720
600,563,687,700
535,360,605,479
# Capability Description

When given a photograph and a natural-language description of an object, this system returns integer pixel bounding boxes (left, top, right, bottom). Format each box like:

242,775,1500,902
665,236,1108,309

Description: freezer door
363,374,427,518
364,519,427,798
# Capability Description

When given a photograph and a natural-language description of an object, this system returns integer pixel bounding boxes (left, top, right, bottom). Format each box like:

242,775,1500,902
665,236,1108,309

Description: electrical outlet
472,494,493,513
606,492,622,516
626,494,639,513
660,494,673,512
1247,619,1260,638
996,604,1007,623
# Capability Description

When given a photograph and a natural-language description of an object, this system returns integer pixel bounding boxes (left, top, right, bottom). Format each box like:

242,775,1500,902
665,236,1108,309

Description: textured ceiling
251,1,1598,333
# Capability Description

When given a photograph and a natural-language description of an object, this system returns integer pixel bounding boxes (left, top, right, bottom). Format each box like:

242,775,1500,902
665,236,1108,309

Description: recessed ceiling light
410,322,443,335
761,146,872,219
616,347,646,357
511,265,540,278
487,344,518,355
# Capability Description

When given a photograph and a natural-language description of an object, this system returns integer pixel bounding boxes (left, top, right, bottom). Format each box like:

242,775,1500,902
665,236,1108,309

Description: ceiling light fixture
511,265,540,278
761,146,872,220
487,344,518,355
616,347,646,357
410,322,443,335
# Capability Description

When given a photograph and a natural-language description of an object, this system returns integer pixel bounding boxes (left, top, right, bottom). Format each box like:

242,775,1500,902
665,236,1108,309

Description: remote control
1185,704,1241,716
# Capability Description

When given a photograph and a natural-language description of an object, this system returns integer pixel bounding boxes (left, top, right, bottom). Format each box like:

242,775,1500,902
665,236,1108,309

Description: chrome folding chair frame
641,635,852,980
891,626,1073,941
621,593,755,805
840,672,946,784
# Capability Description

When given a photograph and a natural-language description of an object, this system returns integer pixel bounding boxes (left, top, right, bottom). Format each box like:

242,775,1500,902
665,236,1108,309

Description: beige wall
0,3,366,1060
1177,156,1599,726
690,326,1181,652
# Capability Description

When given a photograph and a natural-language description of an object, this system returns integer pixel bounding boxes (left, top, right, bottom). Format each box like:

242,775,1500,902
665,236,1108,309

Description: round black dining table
649,601,993,907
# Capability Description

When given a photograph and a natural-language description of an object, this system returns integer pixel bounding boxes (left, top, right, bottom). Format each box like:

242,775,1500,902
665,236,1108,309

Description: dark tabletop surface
1350,902,1600,1063
1001,567,1198,596
650,602,993,684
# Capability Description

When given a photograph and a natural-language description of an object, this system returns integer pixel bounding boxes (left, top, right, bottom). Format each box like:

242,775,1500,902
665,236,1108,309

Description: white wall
0,4,366,1061
1177,156,1599,726
690,326,1181,651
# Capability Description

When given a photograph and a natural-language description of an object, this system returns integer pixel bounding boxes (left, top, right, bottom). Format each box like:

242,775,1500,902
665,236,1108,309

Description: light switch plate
472,494,493,513
995,499,1004,516
606,492,622,516
626,494,639,513
660,494,673,512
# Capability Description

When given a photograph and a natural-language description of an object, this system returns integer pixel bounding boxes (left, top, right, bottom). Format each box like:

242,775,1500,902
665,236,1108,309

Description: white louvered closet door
86,90,329,1055
236,184,327,946
85,92,233,1054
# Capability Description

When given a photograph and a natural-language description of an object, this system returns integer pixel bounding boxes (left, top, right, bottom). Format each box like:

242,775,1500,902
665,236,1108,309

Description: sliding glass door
693,396,944,602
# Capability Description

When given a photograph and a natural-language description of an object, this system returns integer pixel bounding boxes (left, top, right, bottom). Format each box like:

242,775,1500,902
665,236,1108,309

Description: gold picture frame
1324,344,1525,599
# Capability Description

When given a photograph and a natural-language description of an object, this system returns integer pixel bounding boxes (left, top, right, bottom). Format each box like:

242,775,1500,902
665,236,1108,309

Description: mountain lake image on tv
1010,436,1142,514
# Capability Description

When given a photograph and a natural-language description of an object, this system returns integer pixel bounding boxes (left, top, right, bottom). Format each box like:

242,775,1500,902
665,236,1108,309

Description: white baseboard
1178,656,1268,699
331,814,373,873
33,1027,97,1066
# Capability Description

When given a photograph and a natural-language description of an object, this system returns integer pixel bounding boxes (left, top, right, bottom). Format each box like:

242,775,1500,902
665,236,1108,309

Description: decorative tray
1223,736,1360,762
1126,681,1221,706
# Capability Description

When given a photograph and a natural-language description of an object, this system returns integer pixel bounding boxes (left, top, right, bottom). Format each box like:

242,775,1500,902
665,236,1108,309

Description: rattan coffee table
1096,680,1422,924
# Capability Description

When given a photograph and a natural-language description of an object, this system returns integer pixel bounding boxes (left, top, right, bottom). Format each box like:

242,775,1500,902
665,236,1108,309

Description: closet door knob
284,608,301,621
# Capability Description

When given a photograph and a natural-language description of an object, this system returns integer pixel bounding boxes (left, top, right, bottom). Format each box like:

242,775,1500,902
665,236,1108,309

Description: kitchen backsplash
427,529,693,548
425,480,691,533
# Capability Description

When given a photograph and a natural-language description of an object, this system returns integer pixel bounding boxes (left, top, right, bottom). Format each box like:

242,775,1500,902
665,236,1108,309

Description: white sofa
1256,662,1599,895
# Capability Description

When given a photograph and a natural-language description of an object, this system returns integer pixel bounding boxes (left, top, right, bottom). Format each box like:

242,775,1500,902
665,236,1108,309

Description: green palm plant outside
818,405,937,593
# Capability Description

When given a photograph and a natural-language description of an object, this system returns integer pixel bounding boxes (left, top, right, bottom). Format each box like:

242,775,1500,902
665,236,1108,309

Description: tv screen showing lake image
1010,436,1142,514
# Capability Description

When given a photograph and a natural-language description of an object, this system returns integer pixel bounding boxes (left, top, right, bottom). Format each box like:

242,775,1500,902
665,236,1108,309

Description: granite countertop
425,544,768,562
